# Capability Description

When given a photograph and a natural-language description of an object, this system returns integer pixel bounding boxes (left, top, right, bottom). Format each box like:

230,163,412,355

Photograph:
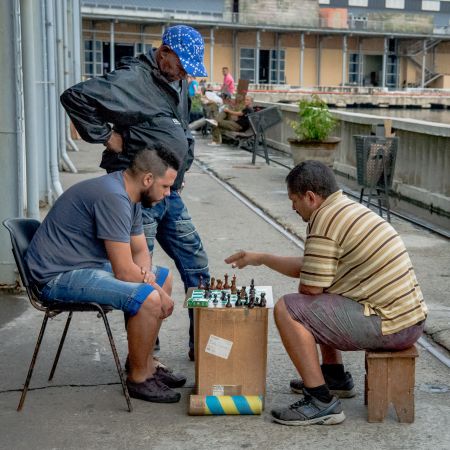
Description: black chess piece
221,291,226,302
225,293,232,308
205,290,211,300
248,291,255,308
250,278,255,292
254,296,260,307
235,296,242,307
213,293,218,304
260,292,266,308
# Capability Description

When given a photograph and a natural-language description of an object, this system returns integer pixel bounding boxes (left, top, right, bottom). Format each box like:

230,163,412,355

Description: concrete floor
0,139,449,450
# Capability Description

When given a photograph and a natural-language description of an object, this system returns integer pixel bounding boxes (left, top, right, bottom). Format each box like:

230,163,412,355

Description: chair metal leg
17,312,50,411
97,307,133,412
251,131,259,165
49,312,73,381
359,188,364,204
261,131,270,165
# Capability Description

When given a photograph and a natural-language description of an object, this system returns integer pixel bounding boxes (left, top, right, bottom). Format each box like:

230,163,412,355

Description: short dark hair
130,146,180,177
285,160,338,198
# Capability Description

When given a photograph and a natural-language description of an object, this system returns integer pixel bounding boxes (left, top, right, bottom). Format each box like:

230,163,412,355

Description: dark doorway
259,49,270,84
102,43,135,73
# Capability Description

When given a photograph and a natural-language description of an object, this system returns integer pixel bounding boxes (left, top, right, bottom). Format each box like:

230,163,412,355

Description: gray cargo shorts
283,293,424,351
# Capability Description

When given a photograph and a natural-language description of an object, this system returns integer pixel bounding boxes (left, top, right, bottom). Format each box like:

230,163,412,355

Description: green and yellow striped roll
189,395,263,415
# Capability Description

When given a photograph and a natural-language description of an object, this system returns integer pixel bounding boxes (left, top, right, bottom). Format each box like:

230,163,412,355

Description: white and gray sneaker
271,391,345,426
205,118,218,127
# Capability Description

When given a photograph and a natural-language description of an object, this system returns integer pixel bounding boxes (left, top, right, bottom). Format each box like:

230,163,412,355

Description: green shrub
191,94,203,113
291,95,336,142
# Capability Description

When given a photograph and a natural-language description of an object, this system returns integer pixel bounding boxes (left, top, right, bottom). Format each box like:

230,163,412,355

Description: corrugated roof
81,0,224,14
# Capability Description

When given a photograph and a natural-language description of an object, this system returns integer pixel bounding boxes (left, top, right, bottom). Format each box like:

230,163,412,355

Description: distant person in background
220,67,235,99
209,95,254,145
187,75,200,97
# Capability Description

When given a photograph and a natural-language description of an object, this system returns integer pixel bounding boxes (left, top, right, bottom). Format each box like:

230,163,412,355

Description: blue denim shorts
41,263,169,316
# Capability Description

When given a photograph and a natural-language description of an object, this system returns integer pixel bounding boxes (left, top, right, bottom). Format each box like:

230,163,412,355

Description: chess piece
205,280,210,291
223,273,230,289
205,290,211,300
197,275,204,290
239,286,246,299
235,296,242,307
248,291,255,308
213,293,218,304
244,293,249,305
210,276,216,290
216,279,223,290
230,275,237,294
221,291,226,302
250,278,255,294
254,296,260,307
225,293,232,308
260,292,266,308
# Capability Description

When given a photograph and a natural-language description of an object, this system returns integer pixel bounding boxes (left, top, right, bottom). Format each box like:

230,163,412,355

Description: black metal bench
222,106,282,164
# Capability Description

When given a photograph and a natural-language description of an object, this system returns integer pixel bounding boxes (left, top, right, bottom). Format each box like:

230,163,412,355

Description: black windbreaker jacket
60,49,193,190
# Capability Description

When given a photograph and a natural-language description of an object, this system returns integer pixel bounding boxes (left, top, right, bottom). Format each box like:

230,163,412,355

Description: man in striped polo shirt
225,160,427,426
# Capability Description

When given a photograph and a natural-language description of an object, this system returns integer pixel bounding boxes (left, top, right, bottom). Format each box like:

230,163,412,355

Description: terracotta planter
288,137,341,166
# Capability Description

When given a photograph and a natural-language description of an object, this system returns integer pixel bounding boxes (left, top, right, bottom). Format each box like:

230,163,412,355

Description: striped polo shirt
300,190,427,335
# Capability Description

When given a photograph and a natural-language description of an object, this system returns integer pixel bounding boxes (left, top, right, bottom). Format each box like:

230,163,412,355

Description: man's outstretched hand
224,250,263,269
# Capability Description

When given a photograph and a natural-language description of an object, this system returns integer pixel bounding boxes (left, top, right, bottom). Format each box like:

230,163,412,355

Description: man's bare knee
274,297,288,321
138,290,162,318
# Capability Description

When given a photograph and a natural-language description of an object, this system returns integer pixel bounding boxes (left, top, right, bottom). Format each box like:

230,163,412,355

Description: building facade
81,0,450,89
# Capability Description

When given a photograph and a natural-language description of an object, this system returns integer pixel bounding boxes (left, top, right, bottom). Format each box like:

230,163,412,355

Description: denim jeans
142,190,210,348
41,263,169,316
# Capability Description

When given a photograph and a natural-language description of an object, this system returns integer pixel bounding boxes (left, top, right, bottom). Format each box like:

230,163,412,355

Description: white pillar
255,30,260,84
110,20,115,71
421,40,427,88
300,32,304,87
342,35,347,86
382,37,388,88
210,28,214,82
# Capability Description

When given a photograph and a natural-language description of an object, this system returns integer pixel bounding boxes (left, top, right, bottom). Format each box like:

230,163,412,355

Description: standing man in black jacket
61,25,209,360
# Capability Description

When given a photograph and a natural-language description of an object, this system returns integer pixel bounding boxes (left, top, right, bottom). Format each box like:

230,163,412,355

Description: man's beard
140,192,154,209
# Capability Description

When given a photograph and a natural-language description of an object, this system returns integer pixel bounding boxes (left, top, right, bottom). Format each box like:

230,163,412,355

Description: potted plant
288,95,341,166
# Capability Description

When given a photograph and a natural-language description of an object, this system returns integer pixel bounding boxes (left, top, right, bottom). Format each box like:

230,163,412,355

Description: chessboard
186,286,273,309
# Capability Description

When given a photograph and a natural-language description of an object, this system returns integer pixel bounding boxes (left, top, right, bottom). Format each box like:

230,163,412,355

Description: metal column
342,35,347,86
232,30,238,82
358,38,363,86
0,0,21,283
382,37,388,88
20,0,40,219
421,40,427,88
110,20,115,71
316,35,321,86
210,28,214,81
255,30,260,84
72,0,82,84
300,32,304,87
276,33,281,84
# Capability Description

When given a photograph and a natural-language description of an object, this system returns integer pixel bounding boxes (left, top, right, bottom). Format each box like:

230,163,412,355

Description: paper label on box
212,385,242,396
205,335,233,359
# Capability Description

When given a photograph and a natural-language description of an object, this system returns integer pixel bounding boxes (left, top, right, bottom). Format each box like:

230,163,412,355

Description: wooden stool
364,345,418,423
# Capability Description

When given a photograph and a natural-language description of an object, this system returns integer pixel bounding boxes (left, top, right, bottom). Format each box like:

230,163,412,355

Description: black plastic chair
3,218,132,412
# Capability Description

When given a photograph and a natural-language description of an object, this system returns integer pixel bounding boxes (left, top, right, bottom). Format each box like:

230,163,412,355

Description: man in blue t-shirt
26,148,184,404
